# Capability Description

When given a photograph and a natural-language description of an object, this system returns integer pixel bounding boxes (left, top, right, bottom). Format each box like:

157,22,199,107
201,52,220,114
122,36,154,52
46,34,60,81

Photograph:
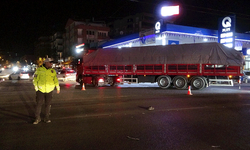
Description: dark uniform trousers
35,90,53,119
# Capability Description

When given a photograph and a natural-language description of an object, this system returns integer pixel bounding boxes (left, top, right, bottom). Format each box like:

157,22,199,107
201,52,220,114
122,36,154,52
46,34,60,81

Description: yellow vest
33,65,60,93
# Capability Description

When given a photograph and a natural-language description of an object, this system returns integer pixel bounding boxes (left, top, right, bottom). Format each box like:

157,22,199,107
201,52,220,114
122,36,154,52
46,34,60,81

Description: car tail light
98,78,104,82
116,78,121,82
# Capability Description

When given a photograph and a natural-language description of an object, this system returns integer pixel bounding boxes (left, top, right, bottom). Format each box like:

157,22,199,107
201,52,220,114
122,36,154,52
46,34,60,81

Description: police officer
33,58,60,124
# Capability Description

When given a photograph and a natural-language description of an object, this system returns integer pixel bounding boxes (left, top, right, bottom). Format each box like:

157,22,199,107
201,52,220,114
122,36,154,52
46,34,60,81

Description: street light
76,43,85,54
161,5,179,17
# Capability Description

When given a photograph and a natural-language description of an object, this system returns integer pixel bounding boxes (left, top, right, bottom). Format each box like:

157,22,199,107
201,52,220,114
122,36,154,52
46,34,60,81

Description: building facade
64,18,110,62
51,32,63,63
34,32,63,64
34,36,52,59
108,12,158,38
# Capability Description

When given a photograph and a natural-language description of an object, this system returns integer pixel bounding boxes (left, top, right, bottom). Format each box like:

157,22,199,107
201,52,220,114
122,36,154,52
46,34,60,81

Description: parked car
9,71,31,80
57,69,76,82
243,70,250,83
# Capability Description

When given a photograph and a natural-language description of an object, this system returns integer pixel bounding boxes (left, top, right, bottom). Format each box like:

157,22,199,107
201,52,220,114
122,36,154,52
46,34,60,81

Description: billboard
218,15,236,48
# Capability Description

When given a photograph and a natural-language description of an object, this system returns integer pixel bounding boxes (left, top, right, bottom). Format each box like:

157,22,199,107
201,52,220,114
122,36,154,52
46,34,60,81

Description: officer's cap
44,58,54,63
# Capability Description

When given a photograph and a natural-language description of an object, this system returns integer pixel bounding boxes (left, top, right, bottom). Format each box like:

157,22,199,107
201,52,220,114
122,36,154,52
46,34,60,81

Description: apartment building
34,31,63,63
64,18,110,61
34,36,52,59
51,32,63,62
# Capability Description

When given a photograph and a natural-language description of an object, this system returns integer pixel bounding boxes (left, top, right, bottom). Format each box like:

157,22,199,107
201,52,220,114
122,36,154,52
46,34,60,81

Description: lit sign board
247,49,250,55
218,16,235,48
242,48,250,55
155,19,164,34
161,5,179,17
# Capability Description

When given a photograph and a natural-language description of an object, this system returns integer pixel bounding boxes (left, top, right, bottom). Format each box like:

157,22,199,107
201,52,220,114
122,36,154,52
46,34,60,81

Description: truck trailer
76,42,244,90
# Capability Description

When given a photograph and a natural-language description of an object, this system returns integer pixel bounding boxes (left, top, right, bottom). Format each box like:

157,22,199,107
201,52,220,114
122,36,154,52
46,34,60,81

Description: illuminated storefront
101,23,250,69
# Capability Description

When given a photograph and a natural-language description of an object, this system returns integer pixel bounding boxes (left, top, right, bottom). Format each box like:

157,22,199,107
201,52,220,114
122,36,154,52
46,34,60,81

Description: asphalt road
1,80,250,150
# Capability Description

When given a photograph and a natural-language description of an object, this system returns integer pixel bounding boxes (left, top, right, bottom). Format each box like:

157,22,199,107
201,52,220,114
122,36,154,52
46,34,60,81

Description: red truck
76,42,244,90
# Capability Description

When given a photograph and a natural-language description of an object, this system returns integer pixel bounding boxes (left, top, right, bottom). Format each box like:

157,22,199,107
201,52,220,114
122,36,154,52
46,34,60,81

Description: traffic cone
81,83,86,91
187,86,192,95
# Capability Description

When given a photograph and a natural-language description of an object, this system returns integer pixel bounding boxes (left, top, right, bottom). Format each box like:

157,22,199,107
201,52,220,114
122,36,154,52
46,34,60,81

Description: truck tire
173,76,188,89
157,75,171,89
191,76,206,90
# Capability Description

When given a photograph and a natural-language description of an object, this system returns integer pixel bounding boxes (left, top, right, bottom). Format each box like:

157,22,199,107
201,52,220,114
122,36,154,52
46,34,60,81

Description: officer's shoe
33,118,41,125
44,117,51,123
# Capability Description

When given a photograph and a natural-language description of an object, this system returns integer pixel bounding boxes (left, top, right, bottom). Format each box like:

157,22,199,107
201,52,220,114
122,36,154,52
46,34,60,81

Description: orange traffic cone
81,83,86,91
187,86,192,95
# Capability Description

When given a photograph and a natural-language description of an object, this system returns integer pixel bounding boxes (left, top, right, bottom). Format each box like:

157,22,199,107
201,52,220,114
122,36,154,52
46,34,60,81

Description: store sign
218,15,235,48
242,48,250,55
168,40,179,45
155,19,164,34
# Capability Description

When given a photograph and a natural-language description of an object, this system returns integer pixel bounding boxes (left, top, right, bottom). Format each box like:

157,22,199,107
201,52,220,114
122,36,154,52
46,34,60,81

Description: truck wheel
157,75,171,89
173,76,188,89
191,76,206,90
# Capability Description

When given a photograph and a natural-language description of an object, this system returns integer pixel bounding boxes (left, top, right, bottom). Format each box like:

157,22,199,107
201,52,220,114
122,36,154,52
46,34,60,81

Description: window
98,32,107,37
87,30,95,35
78,29,82,36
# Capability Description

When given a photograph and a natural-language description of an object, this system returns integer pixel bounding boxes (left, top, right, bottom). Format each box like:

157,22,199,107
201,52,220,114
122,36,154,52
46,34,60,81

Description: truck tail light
98,78,104,82
116,78,121,82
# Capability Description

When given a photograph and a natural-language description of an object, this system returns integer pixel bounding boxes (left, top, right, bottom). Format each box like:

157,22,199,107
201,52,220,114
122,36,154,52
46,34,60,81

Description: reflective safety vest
33,65,60,93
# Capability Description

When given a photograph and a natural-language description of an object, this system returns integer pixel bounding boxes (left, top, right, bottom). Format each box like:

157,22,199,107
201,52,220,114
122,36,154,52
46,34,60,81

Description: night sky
1,0,250,56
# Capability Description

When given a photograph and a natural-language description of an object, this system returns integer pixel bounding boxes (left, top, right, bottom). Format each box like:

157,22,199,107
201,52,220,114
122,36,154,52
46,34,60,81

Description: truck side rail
203,65,241,76
83,64,242,76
